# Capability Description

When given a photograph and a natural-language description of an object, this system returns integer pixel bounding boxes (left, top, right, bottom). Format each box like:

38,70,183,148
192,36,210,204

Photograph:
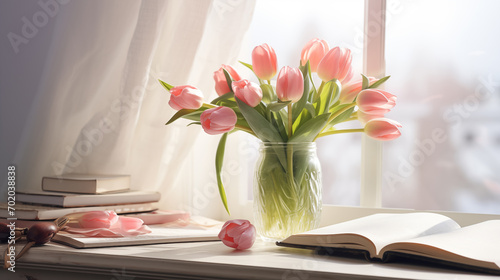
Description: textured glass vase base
254,142,323,242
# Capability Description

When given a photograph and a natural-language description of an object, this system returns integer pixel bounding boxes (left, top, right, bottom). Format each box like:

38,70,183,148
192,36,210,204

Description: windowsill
2,238,498,279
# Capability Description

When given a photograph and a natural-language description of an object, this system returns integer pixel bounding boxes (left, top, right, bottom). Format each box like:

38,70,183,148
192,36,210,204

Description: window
228,0,500,219
383,0,500,214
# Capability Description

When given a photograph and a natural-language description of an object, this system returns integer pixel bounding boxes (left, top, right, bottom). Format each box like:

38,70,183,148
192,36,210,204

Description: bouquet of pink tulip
160,39,401,217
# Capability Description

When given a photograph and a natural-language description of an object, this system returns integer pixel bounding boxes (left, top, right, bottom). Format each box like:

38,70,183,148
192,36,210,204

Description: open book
277,213,500,275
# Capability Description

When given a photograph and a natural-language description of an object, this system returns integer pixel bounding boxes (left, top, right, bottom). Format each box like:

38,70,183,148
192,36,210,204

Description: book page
382,220,500,270
283,213,460,258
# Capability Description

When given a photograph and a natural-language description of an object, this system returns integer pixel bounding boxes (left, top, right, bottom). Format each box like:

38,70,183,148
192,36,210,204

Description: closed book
52,217,222,248
42,174,130,194
16,190,161,207
0,202,158,220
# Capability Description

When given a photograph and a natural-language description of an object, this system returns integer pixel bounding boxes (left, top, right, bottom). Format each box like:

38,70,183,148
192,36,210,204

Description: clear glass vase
254,142,322,241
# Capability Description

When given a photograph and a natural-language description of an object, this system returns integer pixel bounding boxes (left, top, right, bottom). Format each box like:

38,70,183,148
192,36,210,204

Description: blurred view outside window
243,0,500,214
384,0,500,214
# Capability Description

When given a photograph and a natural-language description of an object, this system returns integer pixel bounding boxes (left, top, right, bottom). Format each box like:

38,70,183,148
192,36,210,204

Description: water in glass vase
254,142,322,241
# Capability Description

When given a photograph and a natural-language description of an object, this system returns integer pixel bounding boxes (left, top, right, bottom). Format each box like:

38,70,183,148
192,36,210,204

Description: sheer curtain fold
13,0,255,215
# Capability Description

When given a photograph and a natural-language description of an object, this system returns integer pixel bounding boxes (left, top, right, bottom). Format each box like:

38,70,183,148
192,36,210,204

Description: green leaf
260,83,276,103
211,92,234,105
305,103,316,118
329,104,355,126
293,61,311,123
272,111,288,142
166,109,198,125
159,79,174,91
187,122,201,127
215,133,230,214
222,68,234,94
239,60,264,84
361,74,369,90
236,98,283,143
315,79,341,116
268,100,291,112
289,113,331,143
368,75,391,89
239,60,253,71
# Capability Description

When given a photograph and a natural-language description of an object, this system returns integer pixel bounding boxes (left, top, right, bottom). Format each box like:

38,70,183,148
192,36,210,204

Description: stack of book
0,174,161,221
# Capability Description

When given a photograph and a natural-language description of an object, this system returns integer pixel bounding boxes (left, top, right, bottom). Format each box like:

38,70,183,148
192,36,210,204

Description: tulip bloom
317,47,353,83
218,219,256,250
357,89,397,115
300,38,329,72
339,77,378,104
252,43,277,80
232,79,263,107
276,66,304,103
168,85,204,110
200,106,237,135
64,211,152,237
214,64,242,96
364,118,402,141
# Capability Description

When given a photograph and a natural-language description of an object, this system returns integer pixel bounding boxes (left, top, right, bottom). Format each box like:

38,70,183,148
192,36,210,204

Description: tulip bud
79,211,119,229
300,38,329,72
276,66,304,103
252,43,277,80
356,89,397,115
200,106,237,135
214,65,242,96
364,118,402,141
317,46,353,83
218,219,256,250
232,79,263,107
339,77,378,104
168,85,204,110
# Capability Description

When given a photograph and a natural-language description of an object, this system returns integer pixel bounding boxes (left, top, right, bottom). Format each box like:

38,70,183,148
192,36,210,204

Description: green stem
202,103,216,109
315,128,365,139
287,103,294,183
339,116,358,123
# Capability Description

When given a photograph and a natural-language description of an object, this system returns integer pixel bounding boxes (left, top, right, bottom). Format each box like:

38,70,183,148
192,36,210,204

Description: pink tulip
218,219,256,250
276,66,304,103
78,210,119,228
317,46,353,83
64,210,152,237
357,89,397,115
168,85,204,110
364,118,402,141
252,43,277,80
232,79,263,107
200,106,237,135
214,64,242,96
357,110,385,125
300,38,329,72
339,77,378,104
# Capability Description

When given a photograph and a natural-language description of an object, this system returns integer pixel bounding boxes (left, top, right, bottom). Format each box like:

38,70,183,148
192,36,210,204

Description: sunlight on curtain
8,0,256,216
383,0,500,214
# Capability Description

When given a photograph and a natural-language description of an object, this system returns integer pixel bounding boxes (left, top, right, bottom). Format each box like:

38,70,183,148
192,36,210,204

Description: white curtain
12,0,255,217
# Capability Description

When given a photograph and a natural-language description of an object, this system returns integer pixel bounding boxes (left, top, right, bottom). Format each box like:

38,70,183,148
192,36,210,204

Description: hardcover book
277,212,500,275
0,202,158,220
42,174,130,194
16,190,161,208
